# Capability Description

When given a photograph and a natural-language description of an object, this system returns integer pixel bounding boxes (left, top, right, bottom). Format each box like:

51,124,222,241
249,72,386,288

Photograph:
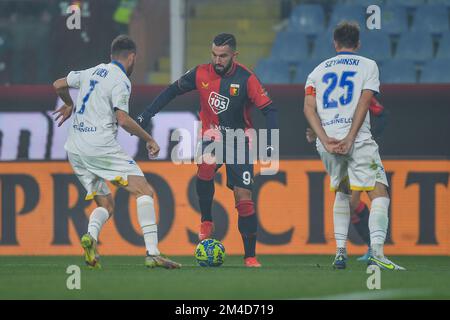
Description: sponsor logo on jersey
208,92,230,114
230,84,240,96
201,81,209,89
73,122,97,133
321,115,352,127
211,124,232,131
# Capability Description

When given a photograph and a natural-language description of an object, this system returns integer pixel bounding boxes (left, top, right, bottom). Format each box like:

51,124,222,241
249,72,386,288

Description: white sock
87,207,109,241
369,197,390,258
137,195,160,256
333,192,351,251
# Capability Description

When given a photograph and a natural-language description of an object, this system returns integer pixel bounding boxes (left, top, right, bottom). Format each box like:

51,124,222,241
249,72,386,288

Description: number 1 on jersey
77,79,99,114
322,71,356,109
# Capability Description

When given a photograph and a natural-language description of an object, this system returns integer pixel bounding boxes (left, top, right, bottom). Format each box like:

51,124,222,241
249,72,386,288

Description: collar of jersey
111,60,127,75
336,51,357,55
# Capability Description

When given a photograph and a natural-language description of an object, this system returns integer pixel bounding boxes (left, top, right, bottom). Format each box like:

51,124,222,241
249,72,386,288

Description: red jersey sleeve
369,97,384,117
247,74,272,109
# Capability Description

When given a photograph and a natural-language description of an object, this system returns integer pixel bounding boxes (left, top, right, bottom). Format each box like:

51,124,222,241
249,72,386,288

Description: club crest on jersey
230,83,240,96
208,92,230,114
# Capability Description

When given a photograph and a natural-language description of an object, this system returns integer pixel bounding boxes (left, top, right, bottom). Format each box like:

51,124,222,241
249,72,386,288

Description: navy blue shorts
199,137,254,190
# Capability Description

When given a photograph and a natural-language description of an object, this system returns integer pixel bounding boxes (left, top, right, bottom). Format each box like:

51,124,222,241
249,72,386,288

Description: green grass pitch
1,255,449,299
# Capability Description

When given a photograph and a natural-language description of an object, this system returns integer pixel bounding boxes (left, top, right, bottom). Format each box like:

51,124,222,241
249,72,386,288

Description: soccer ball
195,238,226,267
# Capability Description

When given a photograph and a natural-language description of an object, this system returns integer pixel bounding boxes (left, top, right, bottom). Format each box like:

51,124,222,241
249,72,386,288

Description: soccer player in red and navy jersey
136,33,278,267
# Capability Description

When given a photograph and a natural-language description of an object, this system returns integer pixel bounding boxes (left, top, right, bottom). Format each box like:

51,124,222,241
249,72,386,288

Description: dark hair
333,21,360,49
111,35,137,58
213,33,237,50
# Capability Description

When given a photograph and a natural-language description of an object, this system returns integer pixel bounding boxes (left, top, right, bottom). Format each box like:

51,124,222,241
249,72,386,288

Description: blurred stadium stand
411,5,449,34
286,4,325,35
271,31,309,62
436,31,450,58
359,31,392,60
379,59,417,83
395,31,434,61
254,58,292,83
293,59,323,83
381,5,408,35
184,0,279,77
328,5,367,33
0,0,125,85
420,59,450,82
0,0,449,85
254,0,450,84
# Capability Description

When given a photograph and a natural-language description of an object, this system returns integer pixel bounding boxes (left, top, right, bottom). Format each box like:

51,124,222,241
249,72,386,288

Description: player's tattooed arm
52,78,74,127
303,95,339,153
116,109,160,158
336,89,374,155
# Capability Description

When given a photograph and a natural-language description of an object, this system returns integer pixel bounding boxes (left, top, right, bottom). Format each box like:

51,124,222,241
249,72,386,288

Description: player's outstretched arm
303,95,339,153
116,109,160,158
52,78,74,127
336,89,374,154
136,83,181,130
136,68,197,130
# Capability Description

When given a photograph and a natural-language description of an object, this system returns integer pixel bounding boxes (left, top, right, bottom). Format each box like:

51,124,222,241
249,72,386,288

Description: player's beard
127,59,136,77
213,59,233,76
127,62,134,77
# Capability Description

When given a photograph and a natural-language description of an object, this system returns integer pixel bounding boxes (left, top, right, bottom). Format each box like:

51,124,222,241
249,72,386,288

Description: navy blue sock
238,214,257,258
196,178,214,222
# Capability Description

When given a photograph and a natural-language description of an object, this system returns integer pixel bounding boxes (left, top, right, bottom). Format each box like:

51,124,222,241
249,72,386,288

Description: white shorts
317,138,388,192
68,151,144,200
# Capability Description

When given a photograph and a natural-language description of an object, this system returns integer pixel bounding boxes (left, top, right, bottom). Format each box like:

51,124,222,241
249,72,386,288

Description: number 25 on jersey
322,71,356,109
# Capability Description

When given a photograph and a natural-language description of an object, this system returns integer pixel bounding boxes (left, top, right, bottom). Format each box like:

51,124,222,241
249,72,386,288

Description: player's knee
96,202,114,218
368,183,389,200
197,163,216,181
95,196,115,217
139,182,154,198
235,199,255,217
131,180,154,198
104,203,115,217
234,187,252,202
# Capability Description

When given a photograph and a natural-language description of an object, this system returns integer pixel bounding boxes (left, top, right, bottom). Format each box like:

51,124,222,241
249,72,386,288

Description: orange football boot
198,221,214,241
244,256,262,267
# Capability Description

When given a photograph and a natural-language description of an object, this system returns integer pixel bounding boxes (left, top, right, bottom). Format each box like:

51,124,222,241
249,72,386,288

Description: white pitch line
296,288,434,300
